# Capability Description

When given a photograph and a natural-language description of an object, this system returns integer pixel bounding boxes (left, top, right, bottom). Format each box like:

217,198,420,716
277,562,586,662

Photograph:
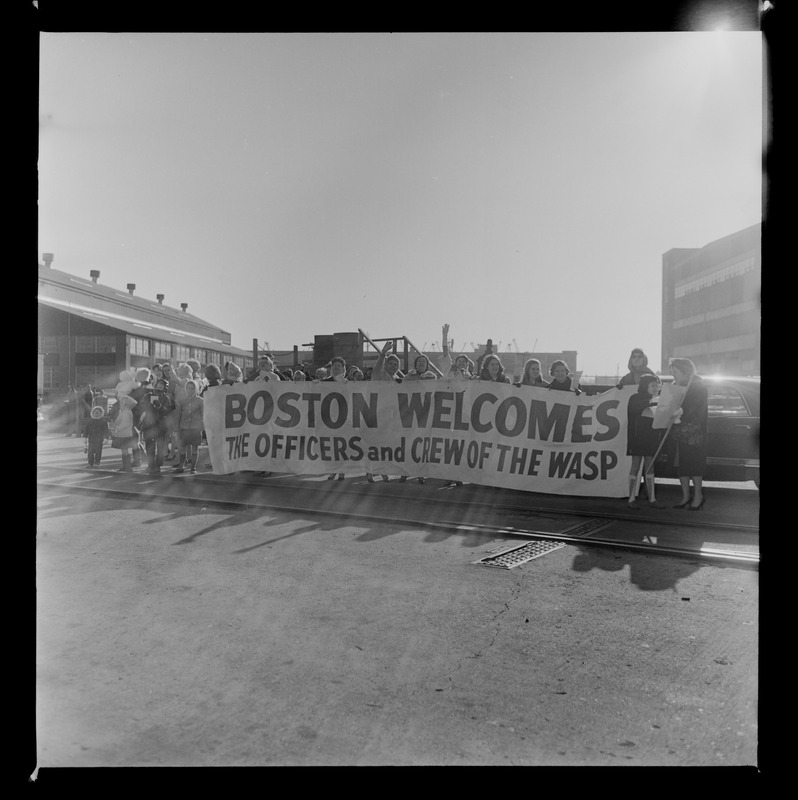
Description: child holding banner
626,374,665,509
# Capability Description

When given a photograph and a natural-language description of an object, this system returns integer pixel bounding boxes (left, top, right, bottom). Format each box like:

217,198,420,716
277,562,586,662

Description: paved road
35,432,759,768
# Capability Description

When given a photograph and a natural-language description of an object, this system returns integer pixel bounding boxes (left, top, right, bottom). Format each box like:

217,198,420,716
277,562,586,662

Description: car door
705,381,759,482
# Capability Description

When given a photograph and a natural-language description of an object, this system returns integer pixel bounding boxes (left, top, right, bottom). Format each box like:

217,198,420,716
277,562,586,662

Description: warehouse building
37,254,254,398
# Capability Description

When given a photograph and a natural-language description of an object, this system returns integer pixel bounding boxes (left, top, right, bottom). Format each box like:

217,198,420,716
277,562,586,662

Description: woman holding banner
367,341,402,482
478,354,512,383
547,360,582,395
626,374,666,509
403,354,438,381
323,357,349,480
439,323,474,380
669,358,708,510
516,358,549,387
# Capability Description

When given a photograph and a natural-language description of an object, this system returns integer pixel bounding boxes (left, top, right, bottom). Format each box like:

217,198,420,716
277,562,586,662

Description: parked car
583,376,760,486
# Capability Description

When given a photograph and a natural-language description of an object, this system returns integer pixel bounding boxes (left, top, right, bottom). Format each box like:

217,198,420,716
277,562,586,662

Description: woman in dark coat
669,358,709,510
625,374,665,509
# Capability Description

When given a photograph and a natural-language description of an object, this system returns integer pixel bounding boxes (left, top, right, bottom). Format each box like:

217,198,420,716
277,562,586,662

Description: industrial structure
37,254,582,398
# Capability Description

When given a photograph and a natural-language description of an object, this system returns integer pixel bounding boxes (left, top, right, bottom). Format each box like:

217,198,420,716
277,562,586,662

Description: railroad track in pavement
37,462,760,568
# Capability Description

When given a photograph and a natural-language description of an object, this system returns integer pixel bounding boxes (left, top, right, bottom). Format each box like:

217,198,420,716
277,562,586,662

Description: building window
674,257,757,298
130,336,151,357
193,349,208,364
174,345,190,362
154,340,172,360
42,365,60,390
75,366,100,389
38,335,60,353
75,335,118,353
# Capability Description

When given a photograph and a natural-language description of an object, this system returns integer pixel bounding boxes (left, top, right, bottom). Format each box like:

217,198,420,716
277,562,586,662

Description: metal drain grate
474,540,566,569
562,518,616,537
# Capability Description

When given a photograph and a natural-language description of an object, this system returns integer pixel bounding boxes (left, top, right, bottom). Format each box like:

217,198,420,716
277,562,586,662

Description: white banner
203,381,637,497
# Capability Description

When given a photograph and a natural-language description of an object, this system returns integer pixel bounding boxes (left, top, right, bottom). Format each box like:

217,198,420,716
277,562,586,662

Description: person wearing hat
109,395,139,472
83,405,110,468
175,379,205,474
221,362,244,385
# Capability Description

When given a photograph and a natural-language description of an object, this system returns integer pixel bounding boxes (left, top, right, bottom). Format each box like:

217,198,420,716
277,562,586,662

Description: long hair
480,354,506,380
521,358,543,384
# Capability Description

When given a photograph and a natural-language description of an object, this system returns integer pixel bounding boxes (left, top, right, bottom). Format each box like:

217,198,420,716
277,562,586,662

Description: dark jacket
548,377,582,396
139,390,173,438
83,417,109,442
617,368,656,389
516,375,550,388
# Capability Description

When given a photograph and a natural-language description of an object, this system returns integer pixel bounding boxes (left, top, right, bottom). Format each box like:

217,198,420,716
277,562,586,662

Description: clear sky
38,31,763,376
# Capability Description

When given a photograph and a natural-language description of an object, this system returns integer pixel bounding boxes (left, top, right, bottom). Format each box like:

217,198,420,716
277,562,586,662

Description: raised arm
439,324,453,373
374,339,395,372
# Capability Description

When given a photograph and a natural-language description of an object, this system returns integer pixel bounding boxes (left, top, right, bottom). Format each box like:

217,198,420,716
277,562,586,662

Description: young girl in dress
625,374,665,509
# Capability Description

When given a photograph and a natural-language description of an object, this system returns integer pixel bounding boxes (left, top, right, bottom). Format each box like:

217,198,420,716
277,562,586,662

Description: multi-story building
661,223,761,376
37,254,254,397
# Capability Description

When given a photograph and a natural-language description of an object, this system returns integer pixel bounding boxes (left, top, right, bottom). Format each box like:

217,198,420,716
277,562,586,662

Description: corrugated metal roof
38,266,253,357
38,265,230,338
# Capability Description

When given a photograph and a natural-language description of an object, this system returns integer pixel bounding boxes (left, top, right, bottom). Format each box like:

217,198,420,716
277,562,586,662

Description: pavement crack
466,575,525,662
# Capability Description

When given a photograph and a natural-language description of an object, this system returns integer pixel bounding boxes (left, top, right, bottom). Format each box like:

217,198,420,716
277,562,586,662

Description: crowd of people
59,327,710,511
